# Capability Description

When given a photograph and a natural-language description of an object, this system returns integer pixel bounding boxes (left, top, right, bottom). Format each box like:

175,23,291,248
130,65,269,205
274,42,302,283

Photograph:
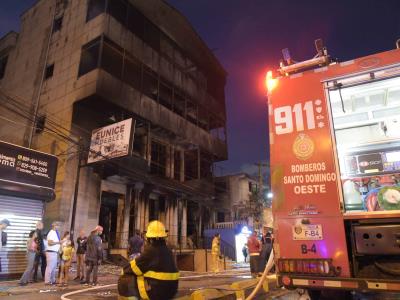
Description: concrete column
170,147,175,179
172,200,178,246
120,188,132,248
181,199,187,248
180,150,184,182
166,146,172,178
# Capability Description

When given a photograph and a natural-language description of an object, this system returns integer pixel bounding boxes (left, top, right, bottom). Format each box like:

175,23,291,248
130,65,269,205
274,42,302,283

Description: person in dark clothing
74,230,87,281
0,219,10,273
259,231,273,274
128,230,144,260
82,225,103,286
242,245,248,263
33,221,46,282
118,221,179,300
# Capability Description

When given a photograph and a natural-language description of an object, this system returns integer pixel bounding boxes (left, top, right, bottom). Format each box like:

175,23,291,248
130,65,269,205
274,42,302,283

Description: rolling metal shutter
0,195,43,276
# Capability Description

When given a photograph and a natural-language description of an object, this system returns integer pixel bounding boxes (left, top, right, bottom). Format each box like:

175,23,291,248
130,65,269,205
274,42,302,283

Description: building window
101,37,123,79
52,15,63,33
159,81,173,110
151,141,167,177
35,115,46,134
123,55,142,90
185,149,198,181
198,106,209,131
173,91,186,117
215,181,227,195
143,18,160,51
186,101,198,126
44,64,54,79
132,121,147,157
127,5,144,40
142,69,158,101
0,55,8,79
174,150,181,180
107,0,127,25
86,0,106,22
200,151,213,179
78,37,101,77
217,212,225,223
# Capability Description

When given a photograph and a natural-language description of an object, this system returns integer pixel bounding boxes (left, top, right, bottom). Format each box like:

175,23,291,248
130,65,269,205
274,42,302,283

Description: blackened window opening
200,151,213,179
132,122,147,157
53,16,63,33
185,149,198,181
77,36,225,134
0,55,8,79
45,64,54,79
86,0,106,22
101,38,123,79
174,150,181,180
151,140,166,177
78,37,101,77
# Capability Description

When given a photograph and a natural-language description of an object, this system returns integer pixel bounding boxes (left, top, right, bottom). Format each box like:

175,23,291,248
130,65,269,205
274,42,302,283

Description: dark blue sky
1,1,400,175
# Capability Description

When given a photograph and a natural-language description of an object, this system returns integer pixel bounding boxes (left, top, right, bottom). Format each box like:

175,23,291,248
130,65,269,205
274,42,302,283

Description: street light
267,192,273,199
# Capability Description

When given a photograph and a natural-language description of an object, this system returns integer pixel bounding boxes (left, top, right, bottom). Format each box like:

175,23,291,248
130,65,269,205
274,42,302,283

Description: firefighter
211,233,221,272
118,221,179,300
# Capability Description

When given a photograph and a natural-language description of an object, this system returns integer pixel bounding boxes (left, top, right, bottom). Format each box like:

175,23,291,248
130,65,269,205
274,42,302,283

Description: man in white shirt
44,221,61,285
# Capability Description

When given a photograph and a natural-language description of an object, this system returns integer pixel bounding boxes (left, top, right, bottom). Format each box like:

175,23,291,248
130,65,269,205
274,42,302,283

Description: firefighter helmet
146,220,167,238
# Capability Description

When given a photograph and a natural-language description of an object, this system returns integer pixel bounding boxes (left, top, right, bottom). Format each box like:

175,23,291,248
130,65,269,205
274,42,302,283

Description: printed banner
88,119,133,164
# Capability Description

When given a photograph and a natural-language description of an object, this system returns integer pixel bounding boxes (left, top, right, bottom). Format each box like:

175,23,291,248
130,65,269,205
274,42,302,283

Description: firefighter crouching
118,221,179,300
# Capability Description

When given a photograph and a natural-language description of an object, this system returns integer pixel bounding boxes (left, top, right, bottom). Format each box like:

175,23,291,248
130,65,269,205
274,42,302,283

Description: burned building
0,0,227,274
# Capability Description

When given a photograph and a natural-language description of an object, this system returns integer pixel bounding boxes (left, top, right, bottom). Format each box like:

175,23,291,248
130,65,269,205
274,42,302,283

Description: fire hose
245,249,275,300
59,269,253,300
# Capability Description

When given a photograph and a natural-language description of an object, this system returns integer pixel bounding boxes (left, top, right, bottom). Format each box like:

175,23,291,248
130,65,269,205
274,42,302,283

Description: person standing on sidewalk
44,221,61,285
0,219,10,273
59,232,74,286
83,225,103,286
33,221,46,282
19,230,38,286
211,233,221,273
247,231,261,277
128,230,143,260
74,230,87,281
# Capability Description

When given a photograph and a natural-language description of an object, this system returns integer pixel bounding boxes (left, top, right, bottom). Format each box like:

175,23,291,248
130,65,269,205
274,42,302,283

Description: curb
182,275,277,300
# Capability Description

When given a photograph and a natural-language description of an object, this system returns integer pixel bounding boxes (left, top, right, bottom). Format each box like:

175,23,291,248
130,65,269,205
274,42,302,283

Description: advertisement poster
0,141,58,189
88,119,134,164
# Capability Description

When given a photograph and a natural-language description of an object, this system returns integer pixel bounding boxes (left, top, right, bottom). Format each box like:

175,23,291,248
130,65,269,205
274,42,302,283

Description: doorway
99,192,120,249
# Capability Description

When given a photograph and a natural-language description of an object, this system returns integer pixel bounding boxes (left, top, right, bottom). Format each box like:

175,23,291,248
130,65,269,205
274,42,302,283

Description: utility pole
255,162,269,202
70,138,83,239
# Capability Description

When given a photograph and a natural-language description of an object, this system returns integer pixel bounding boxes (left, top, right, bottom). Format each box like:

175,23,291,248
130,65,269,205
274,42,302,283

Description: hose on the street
245,249,275,300
60,284,117,300
59,270,250,299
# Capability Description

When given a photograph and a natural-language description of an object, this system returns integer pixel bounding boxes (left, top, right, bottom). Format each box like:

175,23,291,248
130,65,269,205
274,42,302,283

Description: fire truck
267,39,400,299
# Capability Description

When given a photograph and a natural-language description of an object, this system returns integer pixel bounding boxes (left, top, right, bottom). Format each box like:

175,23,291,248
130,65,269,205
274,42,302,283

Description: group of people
18,221,104,287
246,230,273,277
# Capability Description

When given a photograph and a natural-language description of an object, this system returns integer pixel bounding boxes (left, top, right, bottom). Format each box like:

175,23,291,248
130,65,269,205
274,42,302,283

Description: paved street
0,264,297,300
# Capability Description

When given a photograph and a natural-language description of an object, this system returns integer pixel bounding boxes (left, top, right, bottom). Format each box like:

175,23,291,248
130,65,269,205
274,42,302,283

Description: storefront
0,141,57,278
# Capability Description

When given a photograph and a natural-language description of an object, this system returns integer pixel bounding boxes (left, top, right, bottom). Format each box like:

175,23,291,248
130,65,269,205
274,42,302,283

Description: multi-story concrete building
214,173,261,227
0,0,227,274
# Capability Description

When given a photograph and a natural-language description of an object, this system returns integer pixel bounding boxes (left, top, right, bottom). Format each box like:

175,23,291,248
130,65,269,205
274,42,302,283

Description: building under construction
0,0,227,275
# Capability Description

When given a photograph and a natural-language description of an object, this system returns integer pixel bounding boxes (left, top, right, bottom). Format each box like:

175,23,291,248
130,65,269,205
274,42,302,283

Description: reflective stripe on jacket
129,242,179,300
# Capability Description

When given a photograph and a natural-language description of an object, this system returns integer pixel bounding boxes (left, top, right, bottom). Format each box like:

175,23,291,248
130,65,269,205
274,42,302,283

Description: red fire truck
268,40,400,299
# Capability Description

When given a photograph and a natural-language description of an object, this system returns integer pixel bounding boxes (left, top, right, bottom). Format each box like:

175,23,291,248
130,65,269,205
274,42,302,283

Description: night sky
1,0,400,176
